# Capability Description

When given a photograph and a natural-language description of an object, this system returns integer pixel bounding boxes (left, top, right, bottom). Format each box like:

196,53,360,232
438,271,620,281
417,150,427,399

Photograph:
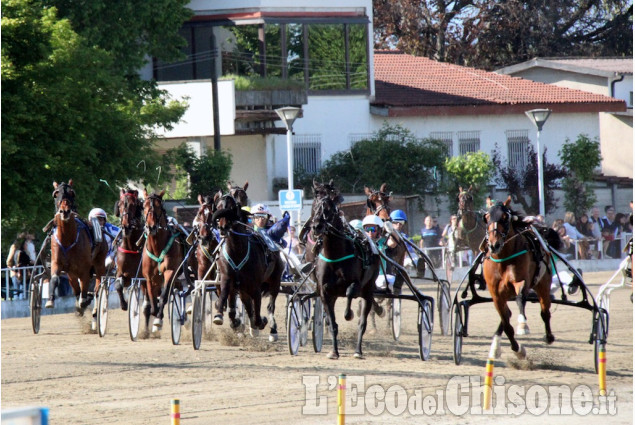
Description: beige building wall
513,68,607,95
600,112,634,178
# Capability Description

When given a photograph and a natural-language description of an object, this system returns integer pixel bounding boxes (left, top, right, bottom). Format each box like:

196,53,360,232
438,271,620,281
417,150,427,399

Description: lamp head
275,106,302,131
525,109,552,132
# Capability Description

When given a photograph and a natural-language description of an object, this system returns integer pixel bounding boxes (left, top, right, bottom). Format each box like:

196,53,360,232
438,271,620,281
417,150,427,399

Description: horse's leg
267,290,279,342
153,271,174,332
514,281,530,335
116,276,128,311
344,281,359,321
492,295,525,359
227,289,241,329
78,271,92,313
45,273,61,308
325,296,339,360
533,277,555,344
251,289,267,331
354,294,374,359
213,278,231,325
142,279,153,332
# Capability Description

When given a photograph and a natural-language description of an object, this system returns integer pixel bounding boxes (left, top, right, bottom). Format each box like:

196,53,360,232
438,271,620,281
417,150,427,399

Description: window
457,131,480,155
294,134,322,174
348,133,372,147
429,131,453,157
506,130,529,169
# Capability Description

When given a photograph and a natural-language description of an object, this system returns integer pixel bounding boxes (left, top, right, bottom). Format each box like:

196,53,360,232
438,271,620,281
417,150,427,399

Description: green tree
559,134,602,218
162,144,233,203
1,0,189,249
315,123,447,196
491,144,567,215
443,151,495,211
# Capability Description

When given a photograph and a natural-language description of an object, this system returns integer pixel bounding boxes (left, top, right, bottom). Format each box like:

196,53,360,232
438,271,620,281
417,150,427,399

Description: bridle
457,191,479,233
367,189,390,217
53,183,76,219
120,192,142,234
195,202,216,244
144,194,167,235
486,204,513,252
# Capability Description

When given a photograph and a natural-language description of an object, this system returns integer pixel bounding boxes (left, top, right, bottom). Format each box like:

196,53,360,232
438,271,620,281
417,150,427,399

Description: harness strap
318,253,356,263
488,249,528,263
53,218,88,256
200,244,215,262
145,232,179,265
222,241,251,271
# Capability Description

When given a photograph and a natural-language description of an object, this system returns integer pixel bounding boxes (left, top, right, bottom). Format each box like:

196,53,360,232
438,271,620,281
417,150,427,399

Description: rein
118,246,141,255
488,249,528,263
318,253,356,263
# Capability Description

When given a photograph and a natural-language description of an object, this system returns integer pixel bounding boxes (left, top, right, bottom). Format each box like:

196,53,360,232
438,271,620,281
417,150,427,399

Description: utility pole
211,27,221,151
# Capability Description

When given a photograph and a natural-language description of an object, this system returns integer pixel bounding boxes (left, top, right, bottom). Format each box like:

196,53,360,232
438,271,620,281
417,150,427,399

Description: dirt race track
2,271,633,424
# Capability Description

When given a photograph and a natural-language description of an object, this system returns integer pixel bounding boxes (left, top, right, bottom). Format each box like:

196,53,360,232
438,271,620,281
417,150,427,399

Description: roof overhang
496,58,631,78
370,101,627,117
191,10,369,25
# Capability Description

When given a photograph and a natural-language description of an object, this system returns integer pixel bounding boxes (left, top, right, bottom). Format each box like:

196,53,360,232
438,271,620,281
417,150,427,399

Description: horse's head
457,185,474,216
484,196,515,254
364,183,391,221
52,180,76,221
311,181,343,237
195,194,217,244
142,189,166,236
227,181,249,208
116,188,142,236
212,190,243,235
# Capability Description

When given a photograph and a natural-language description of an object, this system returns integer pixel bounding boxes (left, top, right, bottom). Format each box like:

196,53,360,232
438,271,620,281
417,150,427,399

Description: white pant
375,274,395,290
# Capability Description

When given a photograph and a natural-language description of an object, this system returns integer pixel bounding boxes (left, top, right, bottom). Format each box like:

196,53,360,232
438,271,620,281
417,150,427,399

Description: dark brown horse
227,181,249,209
212,191,284,341
456,185,486,256
141,189,184,333
312,181,381,359
364,183,391,221
483,197,554,360
113,188,144,310
47,180,108,314
193,194,220,280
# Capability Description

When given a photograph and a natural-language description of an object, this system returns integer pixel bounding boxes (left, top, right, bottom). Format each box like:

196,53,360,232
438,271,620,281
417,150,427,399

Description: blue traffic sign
278,189,303,211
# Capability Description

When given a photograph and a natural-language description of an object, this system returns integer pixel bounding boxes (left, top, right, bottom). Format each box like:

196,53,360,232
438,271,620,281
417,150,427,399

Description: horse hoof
269,333,278,342
120,300,128,311
344,310,354,321
375,306,385,318
259,317,268,330
250,327,260,338
326,351,339,360
213,314,224,326
91,319,97,331
45,299,55,309
186,304,193,315
516,324,530,335
152,318,163,333
545,334,555,345
353,352,365,360
514,345,527,360
230,319,242,330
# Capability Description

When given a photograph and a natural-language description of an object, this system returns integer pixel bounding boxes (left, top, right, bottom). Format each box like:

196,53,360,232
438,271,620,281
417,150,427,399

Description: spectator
551,218,564,230
420,215,442,267
563,212,590,259
5,232,36,298
600,205,620,258
284,226,303,256
555,225,572,256
589,206,603,240
576,214,594,237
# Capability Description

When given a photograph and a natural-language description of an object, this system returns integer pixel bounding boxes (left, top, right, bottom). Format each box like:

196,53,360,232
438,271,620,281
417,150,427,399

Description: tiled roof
373,51,626,113
542,57,633,74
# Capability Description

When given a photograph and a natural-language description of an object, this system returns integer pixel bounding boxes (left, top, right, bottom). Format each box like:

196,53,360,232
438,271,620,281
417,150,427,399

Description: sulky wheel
287,298,301,355
128,283,141,342
438,282,451,336
418,299,433,361
30,279,43,334
170,289,182,346
97,282,109,338
593,310,608,374
312,296,324,353
191,289,204,350
391,298,402,341
453,303,464,365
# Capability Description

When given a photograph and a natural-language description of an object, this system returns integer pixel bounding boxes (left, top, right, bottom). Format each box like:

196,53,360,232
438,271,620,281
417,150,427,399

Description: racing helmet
88,208,107,220
362,215,384,229
251,203,271,216
349,219,363,231
390,209,408,222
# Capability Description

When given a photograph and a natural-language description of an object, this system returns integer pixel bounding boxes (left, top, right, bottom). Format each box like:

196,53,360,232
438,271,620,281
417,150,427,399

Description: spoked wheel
300,299,310,347
418,299,433,361
97,282,109,338
128,284,141,342
30,279,43,334
453,303,464,365
391,298,402,341
438,282,451,336
287,298,301,355
170,289,183,346
312,296,324,353
192,289,204,350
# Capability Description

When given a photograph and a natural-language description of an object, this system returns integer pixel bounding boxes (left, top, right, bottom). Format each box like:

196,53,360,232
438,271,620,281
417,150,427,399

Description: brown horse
47,180,108,314
312,181,381,359
227,181,249,209
364,183,391,221
482,197,555,360
456,185,486,256
193,194,220,280
212,191,284,341
141,189,184,333
113,188,144,311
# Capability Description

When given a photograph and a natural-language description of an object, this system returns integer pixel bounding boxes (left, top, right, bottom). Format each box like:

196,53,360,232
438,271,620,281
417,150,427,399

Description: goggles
392,220,405,225
364,226,378,233
253,214,268,219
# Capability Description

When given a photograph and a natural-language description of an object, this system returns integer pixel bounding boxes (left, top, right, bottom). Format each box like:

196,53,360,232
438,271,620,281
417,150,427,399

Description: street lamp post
275,106,301,191
525,108,552,217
